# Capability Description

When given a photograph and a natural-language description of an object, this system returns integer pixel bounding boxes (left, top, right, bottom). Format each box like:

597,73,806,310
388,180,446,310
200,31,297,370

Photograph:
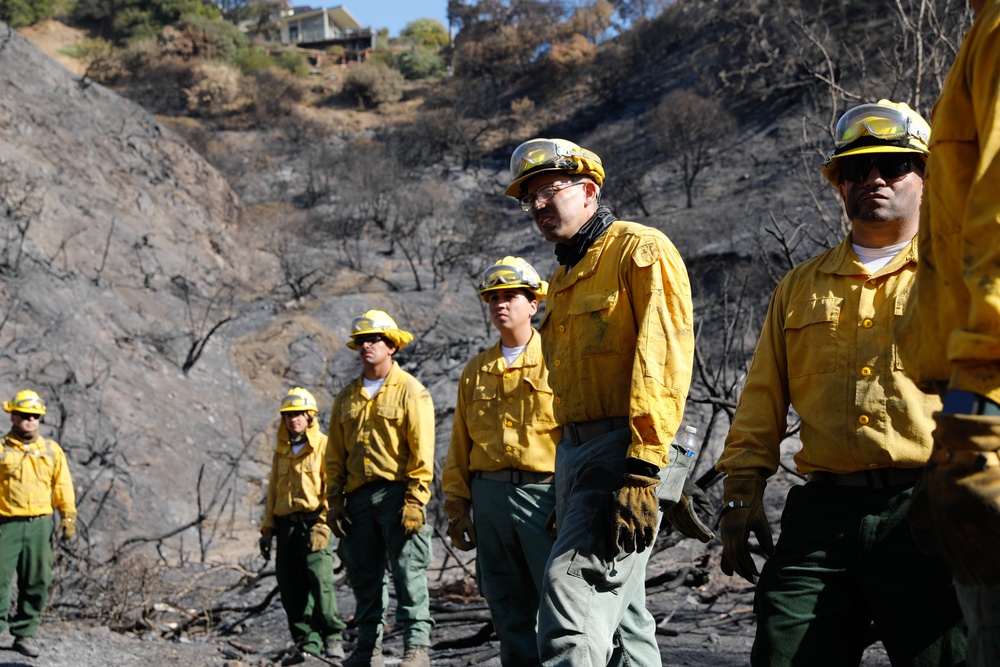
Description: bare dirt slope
16,18,88,75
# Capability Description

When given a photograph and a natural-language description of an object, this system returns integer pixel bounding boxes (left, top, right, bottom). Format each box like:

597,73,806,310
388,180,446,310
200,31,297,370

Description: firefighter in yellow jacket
326,310,435,667
716,101,966,665
506,138,711,666
260,387,346,666
0,389,76,659
896,0,1000,663
444,257,560,666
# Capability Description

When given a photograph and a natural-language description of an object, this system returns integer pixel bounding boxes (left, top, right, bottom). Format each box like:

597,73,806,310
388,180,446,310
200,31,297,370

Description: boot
324,636,346,660
342,639,384,667
400,645,429,667
12,636,40,658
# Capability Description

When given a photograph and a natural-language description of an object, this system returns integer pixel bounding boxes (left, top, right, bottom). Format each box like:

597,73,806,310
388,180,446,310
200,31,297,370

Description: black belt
276,510,322,524
563,417,630,445
0,515,47,524
474,469,554,484
807,468,921,490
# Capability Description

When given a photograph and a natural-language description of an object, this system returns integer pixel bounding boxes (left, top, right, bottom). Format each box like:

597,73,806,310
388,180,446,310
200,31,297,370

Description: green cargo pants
472,477,556,667
751,482,967,666
339,481,433,648
275,514,346,656
0,514,52,638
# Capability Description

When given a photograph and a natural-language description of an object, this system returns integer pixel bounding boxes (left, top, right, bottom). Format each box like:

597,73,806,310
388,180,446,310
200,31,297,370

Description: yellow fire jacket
326,361,435,506
260,418,328,536
0,433,76,519
717,236,941,478
897,0,1000,403
443,330,560,505
539,220,694,469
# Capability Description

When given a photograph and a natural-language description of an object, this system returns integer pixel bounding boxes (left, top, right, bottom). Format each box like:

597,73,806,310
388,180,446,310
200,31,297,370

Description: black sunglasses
355,334,386,345
12,412,40,421
839,154,920,182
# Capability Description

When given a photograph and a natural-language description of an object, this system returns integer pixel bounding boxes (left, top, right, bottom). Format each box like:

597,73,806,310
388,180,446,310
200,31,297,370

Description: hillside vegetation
0,0,976,654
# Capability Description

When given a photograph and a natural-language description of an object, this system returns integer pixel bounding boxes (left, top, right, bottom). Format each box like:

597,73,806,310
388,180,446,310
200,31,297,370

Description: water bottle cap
684,425,697,434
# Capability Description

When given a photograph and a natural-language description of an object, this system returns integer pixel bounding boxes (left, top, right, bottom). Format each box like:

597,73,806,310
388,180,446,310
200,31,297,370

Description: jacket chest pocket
522,376,557,426
469,384,498,440
784,297,842,378
375,404,403,423
568,289,621,358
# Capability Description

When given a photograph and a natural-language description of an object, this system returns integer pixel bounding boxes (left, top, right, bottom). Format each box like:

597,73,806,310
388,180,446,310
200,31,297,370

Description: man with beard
716,100,967,665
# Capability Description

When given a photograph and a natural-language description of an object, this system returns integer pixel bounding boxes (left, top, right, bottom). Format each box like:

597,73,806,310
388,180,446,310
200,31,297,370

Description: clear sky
342,1,450,38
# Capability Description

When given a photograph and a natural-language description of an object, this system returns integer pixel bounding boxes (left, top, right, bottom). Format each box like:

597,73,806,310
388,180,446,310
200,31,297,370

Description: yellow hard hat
822,99,931,185
347,309,415,351
505,138,605,198
279,387,318,414
477,256,548,302
2,389,46,416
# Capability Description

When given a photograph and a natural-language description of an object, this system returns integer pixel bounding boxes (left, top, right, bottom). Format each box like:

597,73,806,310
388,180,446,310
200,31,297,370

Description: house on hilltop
276,4,374,61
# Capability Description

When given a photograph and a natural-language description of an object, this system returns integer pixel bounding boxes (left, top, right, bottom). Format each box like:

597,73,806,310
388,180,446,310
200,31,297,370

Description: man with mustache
716,101,966,665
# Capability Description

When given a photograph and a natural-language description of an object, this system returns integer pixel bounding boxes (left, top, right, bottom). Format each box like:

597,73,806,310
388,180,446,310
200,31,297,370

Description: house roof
283,4,365,29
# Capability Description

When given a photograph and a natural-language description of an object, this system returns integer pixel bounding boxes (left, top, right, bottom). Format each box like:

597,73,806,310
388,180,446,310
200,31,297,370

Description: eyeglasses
12,412,40,421
518,182,586,212
479,263,541,292
834,104,930,148
839,154,919,182
354,334,386,346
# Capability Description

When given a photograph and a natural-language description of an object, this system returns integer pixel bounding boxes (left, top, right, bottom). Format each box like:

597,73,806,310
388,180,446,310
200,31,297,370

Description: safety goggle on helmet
2,389,46,416
504,138,605,198
477,257,548,303
833,103,930,153
822,100,930,185
280,387,318,414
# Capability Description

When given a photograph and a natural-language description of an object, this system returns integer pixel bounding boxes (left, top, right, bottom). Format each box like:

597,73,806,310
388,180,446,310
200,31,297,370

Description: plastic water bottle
681,425,698,458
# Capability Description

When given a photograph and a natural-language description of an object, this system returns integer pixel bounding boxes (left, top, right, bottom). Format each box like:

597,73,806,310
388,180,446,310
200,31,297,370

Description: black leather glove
663,478,715,543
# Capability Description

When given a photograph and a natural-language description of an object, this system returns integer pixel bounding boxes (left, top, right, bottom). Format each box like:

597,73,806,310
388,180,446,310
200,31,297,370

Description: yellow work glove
444,497,476,551
259,534,273,561
327,494,351,539
612,474,660,554
60,517,76,541
719,473,773,584
922,412,1000,586
663,478,715,543
401,503,425,535
544,507,558,539
309,522,331,552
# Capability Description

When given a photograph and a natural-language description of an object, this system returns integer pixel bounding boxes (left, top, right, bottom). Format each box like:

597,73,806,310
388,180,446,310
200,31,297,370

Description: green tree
397,48,445,79
0,0,55,27
400,18,449,50
275,49,307,77
73,0,223,43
